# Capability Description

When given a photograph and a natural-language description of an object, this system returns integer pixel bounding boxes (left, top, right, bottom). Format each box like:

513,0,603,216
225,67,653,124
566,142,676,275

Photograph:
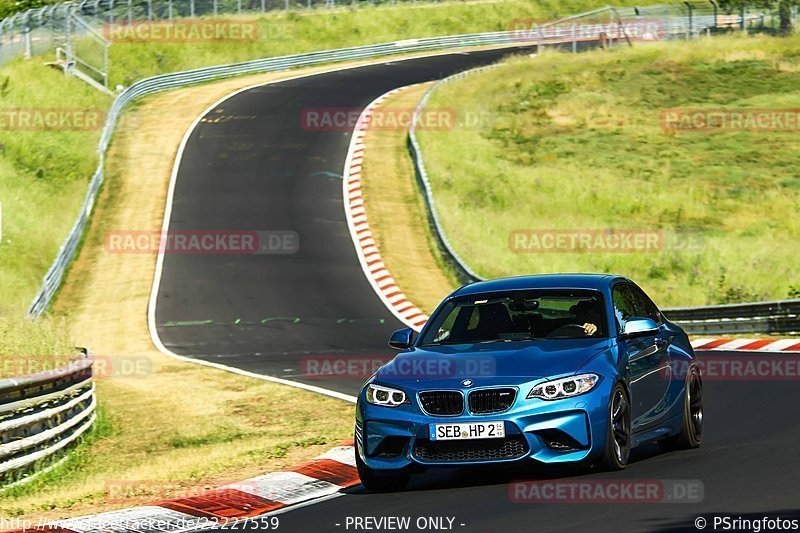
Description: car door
612,283,671,429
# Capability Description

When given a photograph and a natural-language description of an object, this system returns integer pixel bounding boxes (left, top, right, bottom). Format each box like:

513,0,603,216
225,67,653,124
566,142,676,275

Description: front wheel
355,445,410,492
596,383,631,471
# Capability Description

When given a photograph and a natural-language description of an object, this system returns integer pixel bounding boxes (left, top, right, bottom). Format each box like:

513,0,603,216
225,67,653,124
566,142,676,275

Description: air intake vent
418,391,464,416
413,435,528,463
468,388,517,414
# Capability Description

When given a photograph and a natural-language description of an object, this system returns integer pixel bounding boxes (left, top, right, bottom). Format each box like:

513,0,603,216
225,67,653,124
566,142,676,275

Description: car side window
629,285,662,324
611,284,637,333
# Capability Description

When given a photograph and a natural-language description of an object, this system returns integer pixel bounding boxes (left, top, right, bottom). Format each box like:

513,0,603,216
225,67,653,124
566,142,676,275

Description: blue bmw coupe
355,274,703,491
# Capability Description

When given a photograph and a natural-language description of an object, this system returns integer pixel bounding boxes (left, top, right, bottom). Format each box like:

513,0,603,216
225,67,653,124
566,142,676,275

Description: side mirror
621,318,658,339
388,328,415,350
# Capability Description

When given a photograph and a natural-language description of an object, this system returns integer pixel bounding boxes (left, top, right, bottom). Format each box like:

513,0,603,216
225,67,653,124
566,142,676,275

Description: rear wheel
662,365,703,450
596,383,631,471
355,444,410,492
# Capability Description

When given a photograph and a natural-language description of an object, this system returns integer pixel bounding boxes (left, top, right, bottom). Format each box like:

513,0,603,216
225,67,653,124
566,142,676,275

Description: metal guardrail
407,6,799,336
663,300,800,335
0,356,96,484
28,3,671,317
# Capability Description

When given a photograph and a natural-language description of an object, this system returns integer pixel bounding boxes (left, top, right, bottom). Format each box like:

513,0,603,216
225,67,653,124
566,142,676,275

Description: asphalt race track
277,363,800,531
154,48,800,532
154,45,537,396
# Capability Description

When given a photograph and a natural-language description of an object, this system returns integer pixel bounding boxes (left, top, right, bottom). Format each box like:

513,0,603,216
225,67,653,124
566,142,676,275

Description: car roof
451,273,623,297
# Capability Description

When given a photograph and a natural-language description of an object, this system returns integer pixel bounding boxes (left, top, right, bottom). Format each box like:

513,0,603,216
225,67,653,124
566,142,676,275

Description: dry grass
0,69,362,520
359,85,459,315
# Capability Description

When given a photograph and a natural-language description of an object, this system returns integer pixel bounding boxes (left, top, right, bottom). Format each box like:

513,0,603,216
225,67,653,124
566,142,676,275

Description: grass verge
0,70,361,520
359,83,459,315
416,34,800,308
0,0,652,349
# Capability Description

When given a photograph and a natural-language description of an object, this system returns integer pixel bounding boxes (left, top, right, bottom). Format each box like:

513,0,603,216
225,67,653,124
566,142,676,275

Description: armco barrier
663,300,800,335
0,356,96,485
26,2,670,318
26,2,740,319
407,8,799,337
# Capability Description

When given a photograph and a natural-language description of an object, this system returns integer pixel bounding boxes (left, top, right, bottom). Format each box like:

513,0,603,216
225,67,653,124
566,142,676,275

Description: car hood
373,338,612,388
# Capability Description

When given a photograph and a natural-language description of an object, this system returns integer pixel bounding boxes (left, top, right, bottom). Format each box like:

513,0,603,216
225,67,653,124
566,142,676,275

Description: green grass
0,0,650,353
0,62,111,320
105,0,640,86
417,34,800,307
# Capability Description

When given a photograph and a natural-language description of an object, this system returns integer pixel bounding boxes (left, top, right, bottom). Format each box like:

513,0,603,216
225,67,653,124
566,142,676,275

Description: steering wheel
546,324,588,339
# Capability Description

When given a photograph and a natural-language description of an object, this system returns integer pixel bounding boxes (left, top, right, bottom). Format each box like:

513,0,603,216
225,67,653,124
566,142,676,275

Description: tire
596,383,631,471
355,444,411,492
662,365,703,450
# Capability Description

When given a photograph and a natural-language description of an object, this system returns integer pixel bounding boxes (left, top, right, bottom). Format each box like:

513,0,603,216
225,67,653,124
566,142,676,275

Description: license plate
430,421,505,441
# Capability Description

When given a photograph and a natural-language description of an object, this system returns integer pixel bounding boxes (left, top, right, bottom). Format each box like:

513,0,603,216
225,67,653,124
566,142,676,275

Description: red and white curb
342,85,429,332
691,338,800,352
23,443,357,532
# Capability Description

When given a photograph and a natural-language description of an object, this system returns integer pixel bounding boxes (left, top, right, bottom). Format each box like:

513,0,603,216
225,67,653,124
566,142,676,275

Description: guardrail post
65,8,72,73
23,13,31,60
683,1,693,38
572,21,577,52
740,5,746,30
709,0,717,28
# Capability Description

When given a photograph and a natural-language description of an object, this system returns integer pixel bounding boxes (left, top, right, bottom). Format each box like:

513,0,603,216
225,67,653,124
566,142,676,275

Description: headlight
366,384,407,407
527,373,599,400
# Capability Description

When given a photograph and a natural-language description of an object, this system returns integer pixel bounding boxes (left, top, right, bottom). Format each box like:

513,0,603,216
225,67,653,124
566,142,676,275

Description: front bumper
356,379,613,470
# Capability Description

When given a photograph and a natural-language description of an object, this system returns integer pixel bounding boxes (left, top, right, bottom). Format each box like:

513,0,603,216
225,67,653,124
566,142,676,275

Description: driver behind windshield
570,299,601,337
421,290,607,345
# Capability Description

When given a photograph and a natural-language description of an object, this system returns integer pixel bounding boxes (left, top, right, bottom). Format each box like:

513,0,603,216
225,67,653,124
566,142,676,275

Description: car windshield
419,289,608,345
